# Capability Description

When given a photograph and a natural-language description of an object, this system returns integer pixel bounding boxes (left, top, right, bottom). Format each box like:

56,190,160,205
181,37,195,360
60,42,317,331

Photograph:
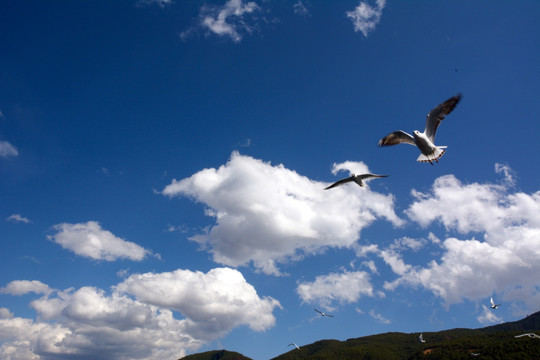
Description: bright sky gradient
1,1,540,359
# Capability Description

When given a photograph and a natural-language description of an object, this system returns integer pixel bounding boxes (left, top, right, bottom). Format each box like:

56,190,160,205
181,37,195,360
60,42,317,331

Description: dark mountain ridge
180,311,540,360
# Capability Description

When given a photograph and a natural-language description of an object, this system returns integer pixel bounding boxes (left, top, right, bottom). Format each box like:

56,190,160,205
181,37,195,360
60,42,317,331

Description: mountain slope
179,350,252,360
180,311,540,360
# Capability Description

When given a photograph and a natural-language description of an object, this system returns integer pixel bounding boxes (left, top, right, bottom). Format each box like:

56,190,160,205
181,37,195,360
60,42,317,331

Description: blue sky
1,0,540,359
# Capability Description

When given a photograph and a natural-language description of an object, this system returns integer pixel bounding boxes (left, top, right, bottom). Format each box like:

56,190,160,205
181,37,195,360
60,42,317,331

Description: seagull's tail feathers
417,146,446,163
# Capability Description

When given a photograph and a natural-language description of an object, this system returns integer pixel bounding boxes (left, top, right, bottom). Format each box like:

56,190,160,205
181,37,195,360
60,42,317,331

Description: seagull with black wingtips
314,308,334,317
378,94,462,164
490,297,501,309
324,173,389,190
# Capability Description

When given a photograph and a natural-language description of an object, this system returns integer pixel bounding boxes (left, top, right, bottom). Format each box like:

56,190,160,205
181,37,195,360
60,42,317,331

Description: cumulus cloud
0,281,52,296
116,267,281,340
296,271,374,310
0,140,18,158
346,0,386,37
162,152,402,275
48,221,153,261
383,167,540,313
6,214,31,224
181,0,261,43
0,267,279,359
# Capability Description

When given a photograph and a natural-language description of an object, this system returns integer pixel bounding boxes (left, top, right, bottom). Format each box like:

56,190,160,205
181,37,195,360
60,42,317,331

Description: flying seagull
314,308,334,317
288,342,300,349
418,333,426,343
514,333,540,339
378,94,462,164
471,353,480,356
490,297,501,309
324,173,389,190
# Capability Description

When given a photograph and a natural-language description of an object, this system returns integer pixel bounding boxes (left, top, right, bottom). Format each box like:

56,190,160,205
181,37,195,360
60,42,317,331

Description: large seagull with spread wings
378,94,462,164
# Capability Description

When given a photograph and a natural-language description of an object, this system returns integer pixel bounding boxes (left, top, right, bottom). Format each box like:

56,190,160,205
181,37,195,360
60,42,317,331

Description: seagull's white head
413,130,421,136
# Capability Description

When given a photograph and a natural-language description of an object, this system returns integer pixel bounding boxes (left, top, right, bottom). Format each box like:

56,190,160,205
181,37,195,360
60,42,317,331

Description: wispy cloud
369,309,391,324
181,0,261,43
0,268,279,359
162,152,402,275
293,1,310,17
6,214,31,224
48,221,154,261
0,140,18,158
346,0,386,37
135,0,173,8
477,305,503,325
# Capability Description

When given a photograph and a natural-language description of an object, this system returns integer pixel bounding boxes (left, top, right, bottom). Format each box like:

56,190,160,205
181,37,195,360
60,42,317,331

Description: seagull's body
418,333,426,343
490,297,501,309
314,308,334,317
378,94,462,164
288,342,300,349
514,333,540,339
324,173,388,190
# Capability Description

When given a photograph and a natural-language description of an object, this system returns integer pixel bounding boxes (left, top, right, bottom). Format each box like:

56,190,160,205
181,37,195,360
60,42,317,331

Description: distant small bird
324,173,388,190
490,297,501,309
471,353,480,356
514,333,540,339
288,342,300,349
378,94,462,164
314,308,334,317
418,333,426,343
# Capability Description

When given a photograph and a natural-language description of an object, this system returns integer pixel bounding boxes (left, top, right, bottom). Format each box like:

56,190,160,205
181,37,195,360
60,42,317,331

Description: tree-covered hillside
180,311,540,360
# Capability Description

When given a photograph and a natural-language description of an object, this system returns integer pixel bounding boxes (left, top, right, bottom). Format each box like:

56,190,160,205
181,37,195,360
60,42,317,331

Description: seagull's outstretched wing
288,342,300,349
324,176,356,190
324,174,389,190
314,308,334,317
378,130,415,147
358,173,389,181
424,94,461,142
490,297,495,307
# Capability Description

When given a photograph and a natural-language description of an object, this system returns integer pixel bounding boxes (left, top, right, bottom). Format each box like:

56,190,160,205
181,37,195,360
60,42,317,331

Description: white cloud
369,309,391,324
384,168,540,311
162,152,402,275
477,305,503,325
346,0,386,37
182,0,261,43
379,249,411,276
296,270,374,310
49,221,153,261
495,162,516,186
0,308,13,319
6,214,31,224
362,260,378,274
0,267,279,359
115,267,281,340
0,140,18,158
0,281,52,296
